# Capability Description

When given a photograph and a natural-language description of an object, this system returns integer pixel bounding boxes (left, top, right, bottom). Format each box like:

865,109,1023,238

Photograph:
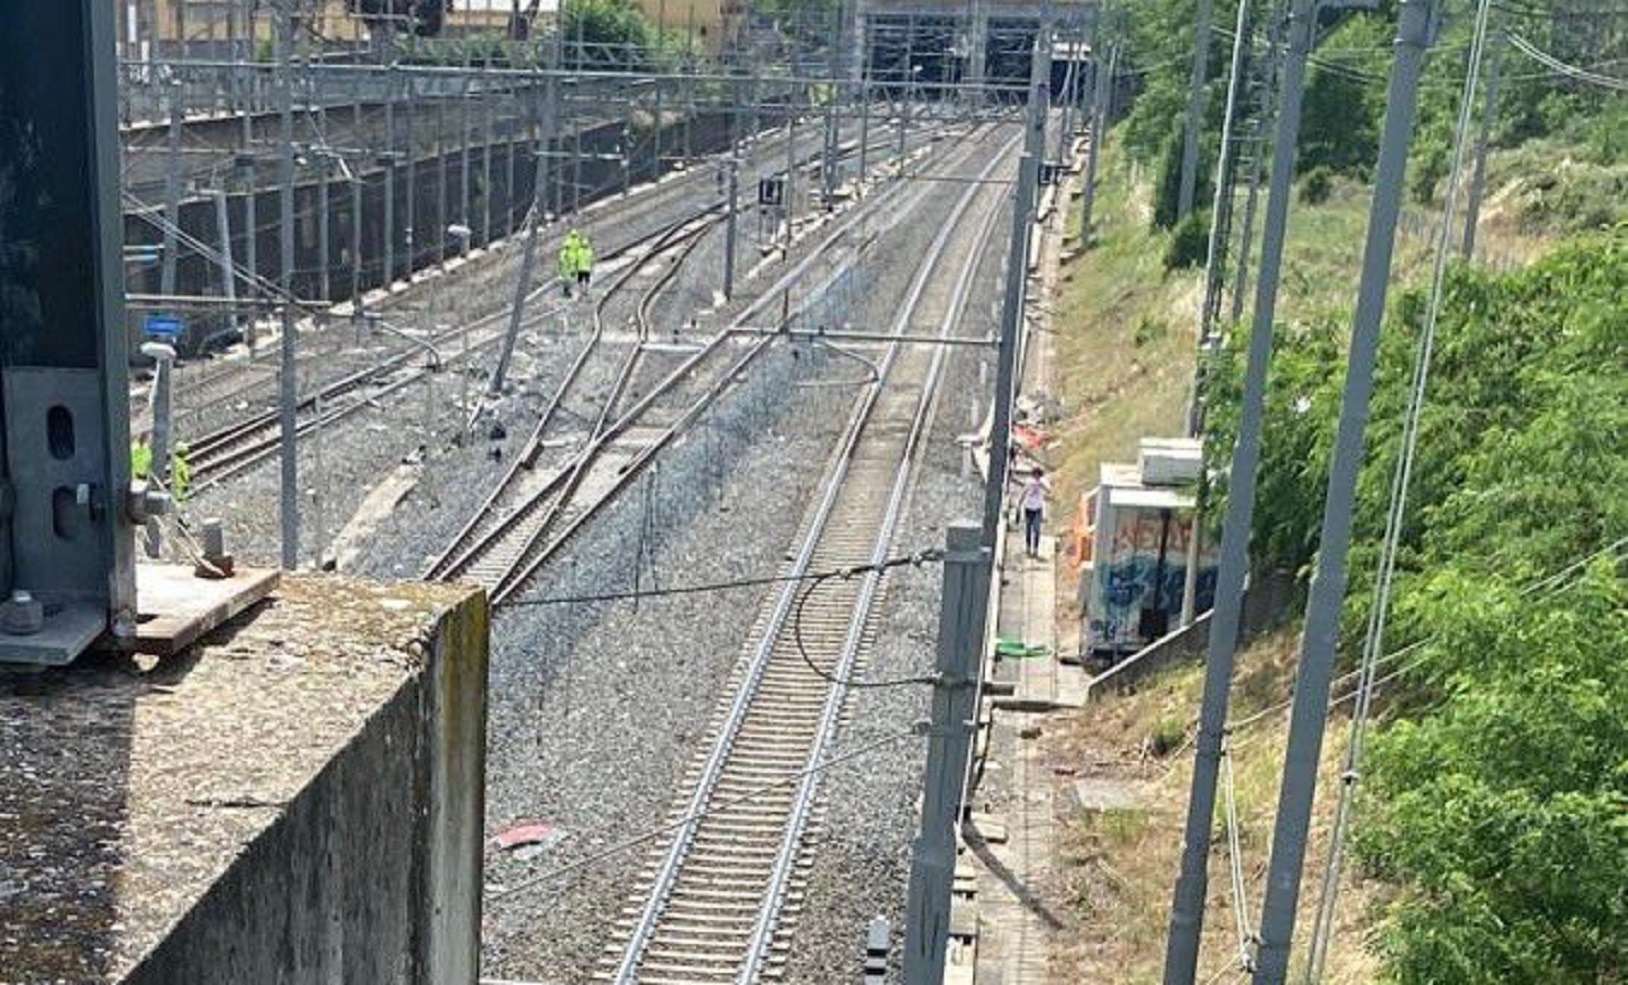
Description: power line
791,562,943,690
1506,31,1628,90
1303,0,1497,970
497,549,942,609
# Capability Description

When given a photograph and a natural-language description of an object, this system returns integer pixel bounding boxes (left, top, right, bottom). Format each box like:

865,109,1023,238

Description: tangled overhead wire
791,548,946,690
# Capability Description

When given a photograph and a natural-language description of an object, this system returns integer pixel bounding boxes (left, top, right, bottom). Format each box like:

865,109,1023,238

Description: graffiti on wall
1089,508,1219,653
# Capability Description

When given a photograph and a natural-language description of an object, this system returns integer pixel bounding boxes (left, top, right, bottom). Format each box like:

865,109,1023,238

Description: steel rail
605,127,1016,985
164,115,931,444
736,162,1010,983
431,125,954,598
422,212,721,580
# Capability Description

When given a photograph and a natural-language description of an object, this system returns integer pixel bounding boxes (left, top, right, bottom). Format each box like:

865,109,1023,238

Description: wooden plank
135,564,280,656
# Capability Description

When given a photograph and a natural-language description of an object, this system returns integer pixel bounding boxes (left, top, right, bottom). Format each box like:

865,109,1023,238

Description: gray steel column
1461,28,1502,259
405,72,418,278
1230,0,1287,323
275,0,299,570
351,80,364,306
436,78,449,266
1178,0,1217,219
318,103,332,303
1187,0,1254,437
384,66,398,287
489,66,556,398
1161,0,1320,975
980,46,1049,568
1252,2,1437,980
725,75,741,299
1078,42,1114,246
214,189,239,337
901,523,992,985
162,78,182,297
482,56,495,244
460,70,473,250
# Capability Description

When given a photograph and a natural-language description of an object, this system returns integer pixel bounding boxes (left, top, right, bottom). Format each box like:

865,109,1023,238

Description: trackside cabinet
0,1,139,664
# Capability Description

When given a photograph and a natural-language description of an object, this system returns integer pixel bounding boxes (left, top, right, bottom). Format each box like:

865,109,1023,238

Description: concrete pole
490,66,557,398
1160,0,1319,974
1178,0,1217,220
275,0,300,570
1251,3,1437,980
162,79,183,297
901,523,992,985
1461,29,1502,259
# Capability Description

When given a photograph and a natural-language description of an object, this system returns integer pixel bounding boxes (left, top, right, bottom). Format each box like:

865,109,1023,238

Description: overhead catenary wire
499,549,943,609
791,559,945,689
1506,31,1628,90
1225,535,1627,741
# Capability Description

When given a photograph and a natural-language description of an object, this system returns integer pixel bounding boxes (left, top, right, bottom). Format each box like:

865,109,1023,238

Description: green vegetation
1163,211,1211,269
1204,235,1628,982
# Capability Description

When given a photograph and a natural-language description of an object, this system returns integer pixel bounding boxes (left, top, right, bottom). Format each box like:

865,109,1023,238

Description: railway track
594,129,1017,985
184,209,720,491
419,130,972,602
152,116,939,441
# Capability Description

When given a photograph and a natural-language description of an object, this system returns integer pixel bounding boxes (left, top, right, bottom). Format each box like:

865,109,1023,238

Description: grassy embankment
1039,129,1582,983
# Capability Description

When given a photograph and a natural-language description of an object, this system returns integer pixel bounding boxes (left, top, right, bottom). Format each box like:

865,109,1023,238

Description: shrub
1300,165,1335,205
1162,211,1210,271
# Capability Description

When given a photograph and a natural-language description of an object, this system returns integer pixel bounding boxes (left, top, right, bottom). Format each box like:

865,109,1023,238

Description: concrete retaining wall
117,587,489,985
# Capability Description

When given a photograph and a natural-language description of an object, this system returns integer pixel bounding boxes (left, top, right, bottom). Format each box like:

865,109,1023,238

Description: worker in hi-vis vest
557,229,595,298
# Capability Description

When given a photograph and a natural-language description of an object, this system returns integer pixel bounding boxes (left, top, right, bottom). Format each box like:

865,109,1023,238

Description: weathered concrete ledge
0,575,489,985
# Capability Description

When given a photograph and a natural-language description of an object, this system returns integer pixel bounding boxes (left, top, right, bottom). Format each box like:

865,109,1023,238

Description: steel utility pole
1187,0,1254,437
1160,0,1321,974
161,78,182,297
275,0,300,569
901,523,992,985
1078,40,1115,247
1461,28,1503,259
490,56,558,399
1252,2,1438,979
1178,0,1218,220
1230,0,1289,323
978,38,1049,546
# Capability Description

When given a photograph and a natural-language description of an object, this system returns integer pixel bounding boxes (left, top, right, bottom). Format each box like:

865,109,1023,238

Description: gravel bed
474,344,860,979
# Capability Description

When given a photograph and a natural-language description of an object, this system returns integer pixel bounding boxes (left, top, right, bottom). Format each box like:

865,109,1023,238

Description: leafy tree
1355,564,1627,984
561,0,655,69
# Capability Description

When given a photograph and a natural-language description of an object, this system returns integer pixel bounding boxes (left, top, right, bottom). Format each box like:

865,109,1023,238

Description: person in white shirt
1019,466,1050,558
